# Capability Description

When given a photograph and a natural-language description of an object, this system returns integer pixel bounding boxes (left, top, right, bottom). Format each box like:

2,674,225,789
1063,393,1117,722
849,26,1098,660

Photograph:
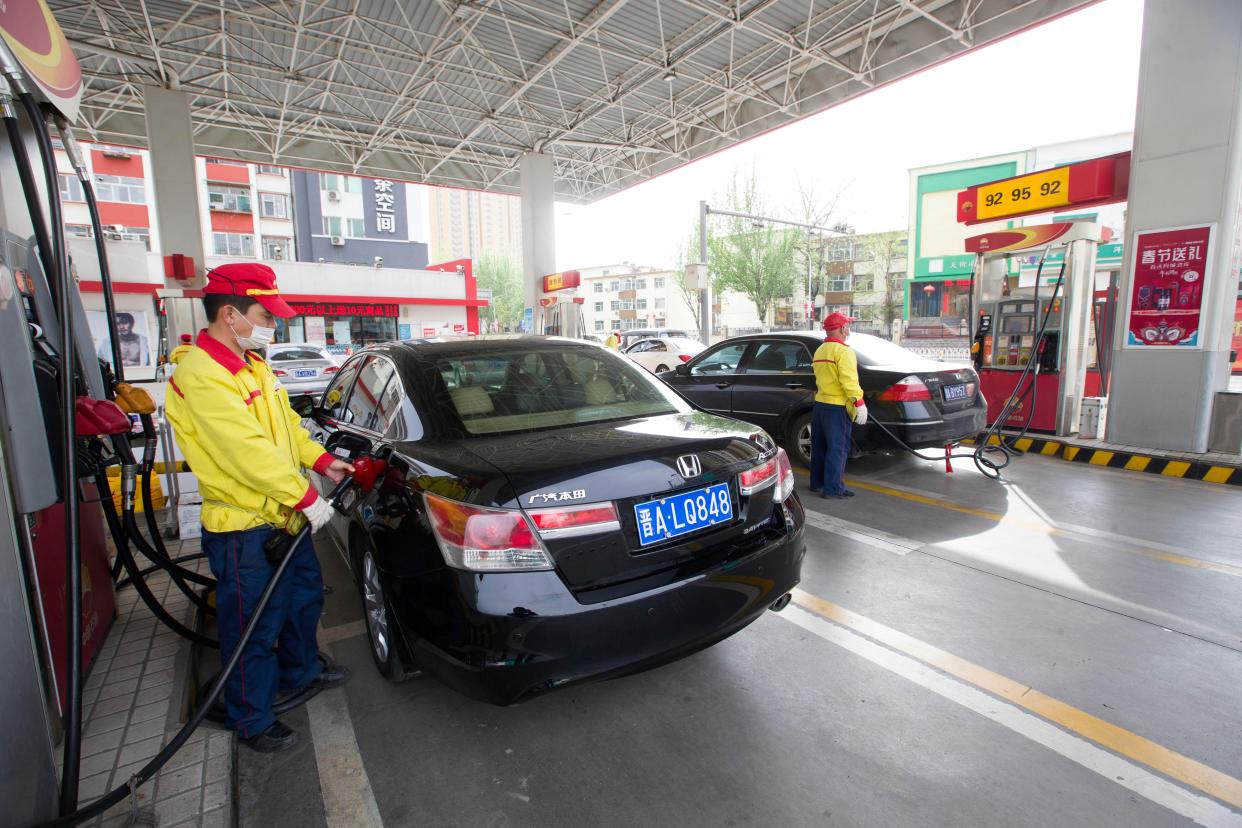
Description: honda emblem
676,454,702,478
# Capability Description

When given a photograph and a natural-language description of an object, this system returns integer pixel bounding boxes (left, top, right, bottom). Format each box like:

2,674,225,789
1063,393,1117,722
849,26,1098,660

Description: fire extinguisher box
1079,397,1109,440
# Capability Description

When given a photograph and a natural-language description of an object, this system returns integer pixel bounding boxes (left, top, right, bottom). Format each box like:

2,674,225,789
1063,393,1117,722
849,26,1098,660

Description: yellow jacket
165,332,332,533
813,337,865,408
168,343,192,365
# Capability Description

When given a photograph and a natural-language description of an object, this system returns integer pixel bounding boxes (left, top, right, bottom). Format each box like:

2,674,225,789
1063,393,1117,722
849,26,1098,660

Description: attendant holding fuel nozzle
164,263,354,752
810,312,868,499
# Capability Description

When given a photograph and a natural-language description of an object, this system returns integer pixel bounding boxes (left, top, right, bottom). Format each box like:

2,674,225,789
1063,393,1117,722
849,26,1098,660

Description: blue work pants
810,402,852,496
201,525,324,738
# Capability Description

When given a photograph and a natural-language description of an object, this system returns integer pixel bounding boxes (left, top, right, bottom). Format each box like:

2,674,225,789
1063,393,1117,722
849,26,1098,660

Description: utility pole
699,200,710,345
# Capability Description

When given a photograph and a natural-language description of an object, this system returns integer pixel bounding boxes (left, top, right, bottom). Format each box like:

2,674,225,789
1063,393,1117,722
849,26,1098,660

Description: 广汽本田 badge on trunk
675,454,702,478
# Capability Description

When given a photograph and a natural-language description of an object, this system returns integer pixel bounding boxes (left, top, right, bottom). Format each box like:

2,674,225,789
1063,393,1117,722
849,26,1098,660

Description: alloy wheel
362,552,390,664
798,423,812,463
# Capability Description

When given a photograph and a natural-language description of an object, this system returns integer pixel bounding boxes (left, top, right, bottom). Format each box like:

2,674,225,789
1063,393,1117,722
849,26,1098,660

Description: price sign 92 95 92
975,167,1071,221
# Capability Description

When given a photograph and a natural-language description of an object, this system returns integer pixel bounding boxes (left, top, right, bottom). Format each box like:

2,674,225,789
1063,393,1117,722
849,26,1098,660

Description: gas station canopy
54,0,1091,203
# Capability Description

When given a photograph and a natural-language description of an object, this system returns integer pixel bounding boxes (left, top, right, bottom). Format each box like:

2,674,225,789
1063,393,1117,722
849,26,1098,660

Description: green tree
857,231,907,335
708,173,801,327
474,250,524,332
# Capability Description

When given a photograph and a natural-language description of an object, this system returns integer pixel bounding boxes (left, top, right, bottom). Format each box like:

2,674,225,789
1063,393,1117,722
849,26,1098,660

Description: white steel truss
52,0,1093,203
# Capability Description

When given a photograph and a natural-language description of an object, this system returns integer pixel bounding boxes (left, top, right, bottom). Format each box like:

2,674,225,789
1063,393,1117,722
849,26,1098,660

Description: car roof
355,335,601,359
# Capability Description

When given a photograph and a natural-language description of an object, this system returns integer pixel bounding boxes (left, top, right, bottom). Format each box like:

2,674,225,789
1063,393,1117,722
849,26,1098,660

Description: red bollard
944,444,954,474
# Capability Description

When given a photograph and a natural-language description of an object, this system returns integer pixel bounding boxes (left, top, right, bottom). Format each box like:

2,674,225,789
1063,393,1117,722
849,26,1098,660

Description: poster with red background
1232,298,1242,373
1125,225,1213,348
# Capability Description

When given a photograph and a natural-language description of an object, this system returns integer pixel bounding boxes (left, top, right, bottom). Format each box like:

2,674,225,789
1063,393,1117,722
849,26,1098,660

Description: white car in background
623,336,705,374
267,343,341,398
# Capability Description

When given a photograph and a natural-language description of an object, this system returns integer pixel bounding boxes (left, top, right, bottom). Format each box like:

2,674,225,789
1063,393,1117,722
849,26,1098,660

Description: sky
554,0,1144,271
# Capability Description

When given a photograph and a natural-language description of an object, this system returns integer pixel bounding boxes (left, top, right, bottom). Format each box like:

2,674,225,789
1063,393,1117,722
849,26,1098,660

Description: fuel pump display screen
1002,316,1032,333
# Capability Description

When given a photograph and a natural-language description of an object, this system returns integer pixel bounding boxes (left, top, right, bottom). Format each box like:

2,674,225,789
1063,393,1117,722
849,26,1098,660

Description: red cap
179,333,192,343
203,263,296,318
822,311,857,332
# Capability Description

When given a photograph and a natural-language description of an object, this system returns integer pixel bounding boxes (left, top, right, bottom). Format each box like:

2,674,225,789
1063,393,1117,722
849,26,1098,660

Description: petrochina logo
962,200,974,213
676,455,702,479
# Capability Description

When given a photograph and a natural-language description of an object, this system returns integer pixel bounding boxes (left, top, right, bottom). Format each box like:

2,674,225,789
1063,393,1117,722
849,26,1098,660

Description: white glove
303,496,335,532
853,402,869,426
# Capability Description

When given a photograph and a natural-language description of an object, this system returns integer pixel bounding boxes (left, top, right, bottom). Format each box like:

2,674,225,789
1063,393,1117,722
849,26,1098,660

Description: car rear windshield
849,333,935,367
431,347,690,436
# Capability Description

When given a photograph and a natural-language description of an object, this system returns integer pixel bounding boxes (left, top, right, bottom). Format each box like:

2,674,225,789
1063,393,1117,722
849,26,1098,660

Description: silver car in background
267,343,341,398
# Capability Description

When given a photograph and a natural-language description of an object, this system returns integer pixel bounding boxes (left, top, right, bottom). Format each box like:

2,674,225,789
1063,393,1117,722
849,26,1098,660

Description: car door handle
785,382,805,389
715,382,732,389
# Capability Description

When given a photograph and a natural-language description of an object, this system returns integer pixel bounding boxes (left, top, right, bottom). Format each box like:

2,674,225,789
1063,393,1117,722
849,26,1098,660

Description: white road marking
801,509,919,556
779,604,1242,828
306,686,384,828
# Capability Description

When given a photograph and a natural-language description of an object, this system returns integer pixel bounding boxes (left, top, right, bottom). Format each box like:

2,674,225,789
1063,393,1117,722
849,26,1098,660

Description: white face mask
229,315,276,350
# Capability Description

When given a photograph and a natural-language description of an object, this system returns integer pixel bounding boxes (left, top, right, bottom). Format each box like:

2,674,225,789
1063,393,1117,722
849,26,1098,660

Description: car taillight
739,456,778,495
773,448,796,502
678,354,692,363
528,502,619,538
424,494,552,572
324,365,339,374
876,375,932,402
272,368,288,376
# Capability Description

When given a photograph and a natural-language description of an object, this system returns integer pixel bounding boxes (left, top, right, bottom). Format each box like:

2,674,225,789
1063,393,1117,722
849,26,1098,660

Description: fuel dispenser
537,270,585,338
966,222,1112,435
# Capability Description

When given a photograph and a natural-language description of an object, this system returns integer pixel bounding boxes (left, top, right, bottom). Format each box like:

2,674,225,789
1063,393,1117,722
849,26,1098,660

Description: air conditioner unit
102,148,131,159
327,190,341,202
329,235,345,246
209,204,221,210
110,225,125,234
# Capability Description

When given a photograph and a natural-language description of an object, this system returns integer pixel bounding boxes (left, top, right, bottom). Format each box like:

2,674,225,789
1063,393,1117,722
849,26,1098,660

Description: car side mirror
288,393,317,418
675,363,690,376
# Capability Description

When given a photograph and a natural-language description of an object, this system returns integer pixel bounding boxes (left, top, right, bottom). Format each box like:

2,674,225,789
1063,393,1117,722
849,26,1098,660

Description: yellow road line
793,469,1242,578
792,589,1242,811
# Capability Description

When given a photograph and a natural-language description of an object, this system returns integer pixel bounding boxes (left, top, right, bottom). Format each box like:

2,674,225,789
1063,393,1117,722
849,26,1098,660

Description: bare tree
857,232,907,337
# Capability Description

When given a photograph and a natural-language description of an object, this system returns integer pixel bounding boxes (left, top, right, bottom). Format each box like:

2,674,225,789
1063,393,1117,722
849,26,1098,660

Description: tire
358,545,418,682
655,363,670,373
787,411,812,468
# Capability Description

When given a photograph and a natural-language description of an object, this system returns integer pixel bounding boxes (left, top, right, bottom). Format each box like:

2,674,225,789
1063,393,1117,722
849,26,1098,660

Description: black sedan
659,331,985,467
296,337,805,705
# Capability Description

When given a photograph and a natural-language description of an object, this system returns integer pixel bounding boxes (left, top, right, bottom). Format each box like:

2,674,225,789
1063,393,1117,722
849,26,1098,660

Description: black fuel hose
135,413,214,591
114,552,207,591
20,88,85,817
95,468,217,649
41,473,357,827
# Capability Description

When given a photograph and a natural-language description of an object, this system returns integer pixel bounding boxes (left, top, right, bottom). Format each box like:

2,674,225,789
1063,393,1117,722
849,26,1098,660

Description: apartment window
608,281,620,291
320,174,362,194
654,317,666,327
653,277,665,289
257,165,286,176
620,299,634,310
854,274,875,291
262,237,291,260
322,216,341,237
636,299,647,310
347,218,365,238
594,302,604,312
610,300,620,311
594,320,605,332
213,232,254,257
827,276,853,292
259,192,290,219
103,225,150,250
622,279,634,291
206,157,246,168
94,174,145,204
59,175,84,202
208,185,251,213
655,297,666,310
635,279,646,290
593,282,603,293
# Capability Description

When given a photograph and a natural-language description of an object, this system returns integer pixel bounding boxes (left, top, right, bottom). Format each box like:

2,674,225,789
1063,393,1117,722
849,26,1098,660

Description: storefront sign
542,271,581,292
0,0,84,122
287,301,398,318
1123,224,1213,349
1232,298,1242,373
305,317,326,344
399,323,412,340
957,153,1130,225
374,180,396,233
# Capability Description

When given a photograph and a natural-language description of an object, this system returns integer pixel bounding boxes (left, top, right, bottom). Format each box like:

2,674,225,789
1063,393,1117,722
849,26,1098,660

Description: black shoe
242,720,298,753
831,490,856,499
809,487,822,494
313,663,351,690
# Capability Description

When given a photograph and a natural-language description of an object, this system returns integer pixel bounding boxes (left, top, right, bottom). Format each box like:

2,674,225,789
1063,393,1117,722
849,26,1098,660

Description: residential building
290,170,431,269
428,186,522,261
813,231,908,338
577,264,697,336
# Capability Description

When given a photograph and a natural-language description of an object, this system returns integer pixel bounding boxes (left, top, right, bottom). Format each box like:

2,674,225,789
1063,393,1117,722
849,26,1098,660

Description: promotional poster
87,309,153,370
1124,225,1213,348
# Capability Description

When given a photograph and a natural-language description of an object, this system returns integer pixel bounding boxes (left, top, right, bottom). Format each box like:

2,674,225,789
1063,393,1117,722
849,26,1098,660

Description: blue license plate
633,483,733,547
294,369,317,378
943,383,968,401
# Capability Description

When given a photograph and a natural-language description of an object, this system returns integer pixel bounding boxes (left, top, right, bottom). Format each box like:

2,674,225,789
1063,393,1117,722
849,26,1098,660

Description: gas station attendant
810,312,869,499
164,263,354,752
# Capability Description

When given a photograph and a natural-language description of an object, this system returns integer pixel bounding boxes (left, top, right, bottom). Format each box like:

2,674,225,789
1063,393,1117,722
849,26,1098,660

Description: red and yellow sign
542,270,581,292
964,223,1077,254
0,0,83,122
957,152,1130,225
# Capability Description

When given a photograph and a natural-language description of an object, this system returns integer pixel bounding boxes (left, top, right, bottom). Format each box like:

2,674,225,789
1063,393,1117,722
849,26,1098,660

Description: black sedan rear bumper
873,404,986,449
399,519,805,706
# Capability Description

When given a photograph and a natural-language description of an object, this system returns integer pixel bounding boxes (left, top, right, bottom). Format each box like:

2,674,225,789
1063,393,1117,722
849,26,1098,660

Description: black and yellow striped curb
965,435,1242,486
